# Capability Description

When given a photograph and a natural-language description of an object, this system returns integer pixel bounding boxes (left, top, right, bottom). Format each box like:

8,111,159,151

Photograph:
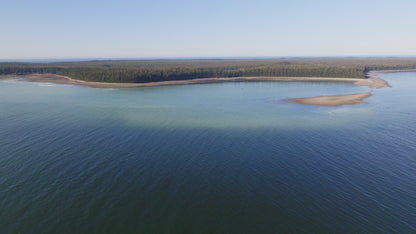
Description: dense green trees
1,58,416,83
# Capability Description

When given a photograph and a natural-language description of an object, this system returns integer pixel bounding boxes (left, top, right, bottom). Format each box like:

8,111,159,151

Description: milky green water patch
118,104,375,130
0,78,374,130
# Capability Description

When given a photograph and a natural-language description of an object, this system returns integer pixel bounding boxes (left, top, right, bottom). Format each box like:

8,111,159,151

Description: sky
1,0,416,59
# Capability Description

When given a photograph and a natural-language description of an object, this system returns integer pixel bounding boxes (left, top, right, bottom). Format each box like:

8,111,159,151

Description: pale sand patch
289,93,372,106
353,77,390,89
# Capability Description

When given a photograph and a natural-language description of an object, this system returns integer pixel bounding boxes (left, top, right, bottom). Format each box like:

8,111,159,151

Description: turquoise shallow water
1,74,415,233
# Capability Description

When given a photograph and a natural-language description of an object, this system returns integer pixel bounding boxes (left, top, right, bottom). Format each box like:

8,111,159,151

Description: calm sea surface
1,73,415,233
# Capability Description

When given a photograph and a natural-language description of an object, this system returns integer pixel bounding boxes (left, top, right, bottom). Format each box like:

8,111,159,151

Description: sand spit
353,77,390,89
19,74,364,88
288,77,389,106
8,73,388,89
289,92,372,106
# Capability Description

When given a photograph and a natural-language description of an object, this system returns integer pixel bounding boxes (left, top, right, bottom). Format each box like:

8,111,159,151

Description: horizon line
1,55,416,63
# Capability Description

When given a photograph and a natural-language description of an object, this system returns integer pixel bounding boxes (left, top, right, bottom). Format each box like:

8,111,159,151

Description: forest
1,57,416,83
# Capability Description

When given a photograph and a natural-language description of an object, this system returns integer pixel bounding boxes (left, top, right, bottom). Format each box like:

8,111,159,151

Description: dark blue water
1,74,415,233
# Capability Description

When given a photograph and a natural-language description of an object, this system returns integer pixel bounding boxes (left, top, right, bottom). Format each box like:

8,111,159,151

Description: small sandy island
289,92,372,106
1,72,392,106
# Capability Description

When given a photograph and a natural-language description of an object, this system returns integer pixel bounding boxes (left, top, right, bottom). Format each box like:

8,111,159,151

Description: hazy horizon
2,55,416,63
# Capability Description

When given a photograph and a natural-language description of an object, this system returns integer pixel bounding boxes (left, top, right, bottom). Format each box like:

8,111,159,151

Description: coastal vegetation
1,57,416,83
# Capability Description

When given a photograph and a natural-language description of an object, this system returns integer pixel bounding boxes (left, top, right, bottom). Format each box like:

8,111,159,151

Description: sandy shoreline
3,73,364,88
0,72,393,106
1,73,388,89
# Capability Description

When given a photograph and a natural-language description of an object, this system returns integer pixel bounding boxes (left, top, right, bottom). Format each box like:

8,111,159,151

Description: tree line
1,58,416,83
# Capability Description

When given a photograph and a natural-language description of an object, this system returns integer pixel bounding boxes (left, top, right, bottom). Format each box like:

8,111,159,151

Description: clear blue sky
1,0,416,59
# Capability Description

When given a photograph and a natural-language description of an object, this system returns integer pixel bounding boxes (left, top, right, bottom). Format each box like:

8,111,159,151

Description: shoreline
367,69,416,77
0,72,394,106
1,73,388,89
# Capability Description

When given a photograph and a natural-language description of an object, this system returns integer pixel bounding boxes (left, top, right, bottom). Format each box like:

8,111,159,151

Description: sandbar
289,92,372,106
287,76,389,106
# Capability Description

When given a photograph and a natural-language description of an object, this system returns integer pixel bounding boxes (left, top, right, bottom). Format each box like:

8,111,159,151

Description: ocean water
1,73,415,233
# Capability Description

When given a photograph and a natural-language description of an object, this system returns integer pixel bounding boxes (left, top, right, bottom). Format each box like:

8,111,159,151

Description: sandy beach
1,73,392,106
3,73,388,88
